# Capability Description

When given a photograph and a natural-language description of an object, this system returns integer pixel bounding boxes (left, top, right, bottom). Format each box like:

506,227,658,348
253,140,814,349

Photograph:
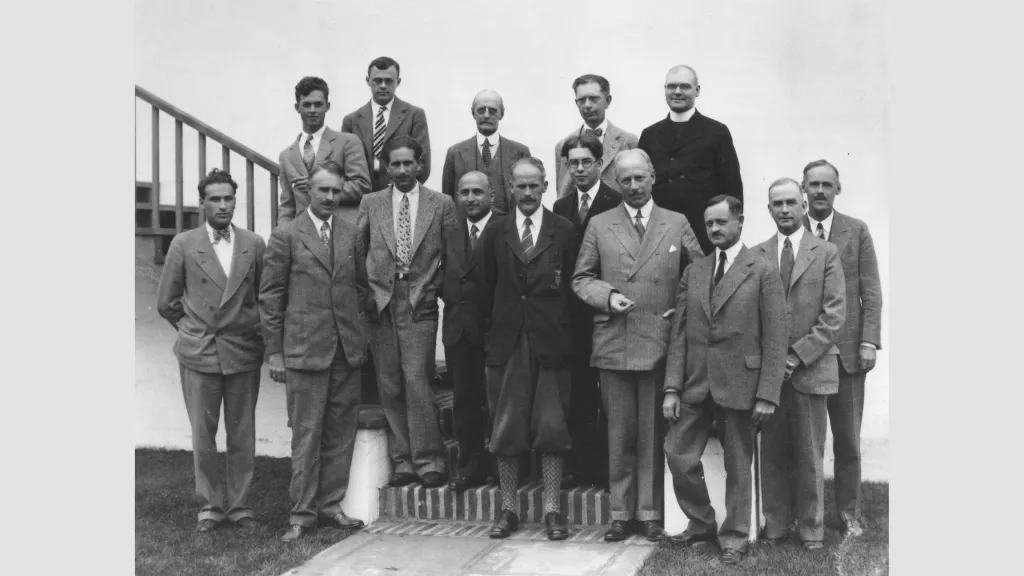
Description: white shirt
580,118,609,143
393,182,420,242
370,99,393,171
623,199,654,231
298,124,327,160
307,206,331,240
776,225,805,266
669,107,697,123
714,241,744,276
206,222,234,277
515,206,543,242
577,181,601,213
467,210,493,240
477,132,500,157
807,211,834,241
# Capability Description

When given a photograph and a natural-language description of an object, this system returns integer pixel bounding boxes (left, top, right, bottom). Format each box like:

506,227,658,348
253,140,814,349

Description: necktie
578,193,591,223
470,224,479,250
397,193,412,265
303,134,315,172
816,222,826,240
585,127,604,138
482,138,493,167
521,218,533,254
212,227,231,244
372,106,386,162
634,210,646,239
319,221,330,247
714,251,727,286
780,237,794,294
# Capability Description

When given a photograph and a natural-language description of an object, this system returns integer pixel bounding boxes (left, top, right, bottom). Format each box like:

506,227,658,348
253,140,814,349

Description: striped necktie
816,222,826,240
521,218,533,254
579,192,590,223
634,210,645,239
302,134,315,172
372,106,387,162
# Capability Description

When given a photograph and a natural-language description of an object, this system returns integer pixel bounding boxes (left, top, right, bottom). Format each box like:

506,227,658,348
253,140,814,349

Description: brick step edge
379,482,610,526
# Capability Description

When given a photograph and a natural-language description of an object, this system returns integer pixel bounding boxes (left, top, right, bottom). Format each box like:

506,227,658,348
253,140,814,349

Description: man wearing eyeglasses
638,65,743,256
553,74,638,199
342,56,432,192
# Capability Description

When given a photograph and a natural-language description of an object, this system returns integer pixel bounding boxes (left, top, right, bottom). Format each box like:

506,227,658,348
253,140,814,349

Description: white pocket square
669,245,678,253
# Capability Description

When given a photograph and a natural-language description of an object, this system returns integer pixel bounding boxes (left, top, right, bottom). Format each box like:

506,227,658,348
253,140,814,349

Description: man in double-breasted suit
443,171,505,491
471,157,578,541
552,133,622,489
554,74,638,198
638,65,743,255
157,169,266,534
442,90,531,215
278,76,370,226
358,135,457,489
341,57,431,191
573,149,703,543
662,195,788,565
260,161,370,542
801,159,882,537
755,178,846,549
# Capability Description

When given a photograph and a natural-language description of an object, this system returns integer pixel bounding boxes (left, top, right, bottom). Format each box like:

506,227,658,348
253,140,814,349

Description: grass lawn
636,480,888,576
136,448,360,576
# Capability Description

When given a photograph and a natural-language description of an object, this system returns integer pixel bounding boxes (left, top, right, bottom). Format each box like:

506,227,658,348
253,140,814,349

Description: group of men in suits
156,59,882,557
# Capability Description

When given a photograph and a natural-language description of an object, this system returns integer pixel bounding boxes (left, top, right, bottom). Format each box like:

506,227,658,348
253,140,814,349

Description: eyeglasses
567,159,596,169
574,96,604,106
664,83,694,91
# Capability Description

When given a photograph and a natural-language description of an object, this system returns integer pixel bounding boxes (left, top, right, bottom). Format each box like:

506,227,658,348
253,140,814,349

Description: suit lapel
411,189,437,257
694,254,713,320
191,229,228,290
711,246,753,317
503,215,528,264
289,135,309,178
608,205,640,258
330,214,348,277
374,190,397,256
315,128,336,166
829,211,852,255
761,236,780,274
383,98,407,143
525,209,555,264
789,233,817,290
601,123,624,181
628,206,669,278
358,103,374,152
220,228,253,305
298,211,332,272
459,137,475,172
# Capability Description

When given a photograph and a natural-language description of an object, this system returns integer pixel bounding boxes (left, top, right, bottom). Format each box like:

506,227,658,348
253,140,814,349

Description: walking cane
753,425,762,542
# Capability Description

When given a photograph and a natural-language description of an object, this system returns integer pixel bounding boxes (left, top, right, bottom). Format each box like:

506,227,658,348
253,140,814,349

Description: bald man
443,171,506,491
638,65,743,255
442,90,531,215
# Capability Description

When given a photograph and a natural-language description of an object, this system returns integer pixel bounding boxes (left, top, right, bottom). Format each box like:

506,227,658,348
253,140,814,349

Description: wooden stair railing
135,85,280,235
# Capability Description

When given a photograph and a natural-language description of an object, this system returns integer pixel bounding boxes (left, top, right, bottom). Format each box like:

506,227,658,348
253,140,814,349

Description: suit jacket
754,232,846,395
258,210,369,371
441,135,531,215
157,225,266,375
803,211,882,374
637,111,742,254
554,121,638,198
470,208,578,369
277,127,371,226
572,203,703,371
341,97,431,191
664,246,788,409
441,212,505,348
357,185,458,320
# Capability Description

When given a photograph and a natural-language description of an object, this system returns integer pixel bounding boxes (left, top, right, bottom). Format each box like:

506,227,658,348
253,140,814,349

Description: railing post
151,106,160,230
270,172,279,229
246,160,255,231
175,119,184,233
198,133,206,224
222,145,230,174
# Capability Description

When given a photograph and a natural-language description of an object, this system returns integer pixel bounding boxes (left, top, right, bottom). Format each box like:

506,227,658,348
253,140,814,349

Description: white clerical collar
468,210,492,233
477,132,500,147
623,199,653,220
778,223,805,247
307,206,330,231
716,241,744,265
669,107,697,123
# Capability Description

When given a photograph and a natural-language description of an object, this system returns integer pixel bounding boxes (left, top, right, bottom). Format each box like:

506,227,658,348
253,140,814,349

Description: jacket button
521,296,526,300
201,278,207,284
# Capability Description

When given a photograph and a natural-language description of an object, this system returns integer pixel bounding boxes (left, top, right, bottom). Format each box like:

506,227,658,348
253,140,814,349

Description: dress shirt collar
392,181,420,200
206,222,233,243
307,207,331,232
299,123,327,145
669,107,697,123
371,98,394,112
577,180,601,204
477,132,500,148
581,118,609,139
777,224,805,255
468,210,492,234
715,241,744,268
515,206,543,235
623,199,654,221
807,210,835,239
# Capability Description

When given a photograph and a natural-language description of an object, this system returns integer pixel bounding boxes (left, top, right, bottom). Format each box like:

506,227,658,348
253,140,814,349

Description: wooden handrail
136,85,279,175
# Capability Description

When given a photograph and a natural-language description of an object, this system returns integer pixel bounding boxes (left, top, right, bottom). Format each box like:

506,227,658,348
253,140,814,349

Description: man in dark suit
259,161,370,542
278,76,370,226
471,157,577,541
157,169,266,534
358,135,457,489
442,90,531,215
552,133,621,489
443,171,504,491
662,195,788,565
553,74,638,198
341,56,431,191
755,178,846,550
638,65,743,255
573,149,702,543
801,159,882,537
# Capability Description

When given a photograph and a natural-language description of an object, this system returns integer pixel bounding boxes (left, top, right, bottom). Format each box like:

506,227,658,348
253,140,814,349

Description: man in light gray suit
358,135,458,488
755,178,846,550
260,161,370,542
572,149,702,543
554,74,638,198
442,90,531,214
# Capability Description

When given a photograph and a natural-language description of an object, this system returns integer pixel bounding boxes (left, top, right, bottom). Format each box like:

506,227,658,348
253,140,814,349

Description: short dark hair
368,56,400,77
572,74,610,95
801,159,840,182
310,160,346,180
197,168,237,200
295,76,329,103
705,194,743,218
382,135,423,164
560,132,603,160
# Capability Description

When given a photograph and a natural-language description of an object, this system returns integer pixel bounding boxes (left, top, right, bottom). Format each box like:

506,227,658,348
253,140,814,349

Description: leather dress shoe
803,540,823,550
489,509,519,539
668,528,716,546
195,519,220,533
641,520,665,542
545,511,569,541
720,548,745,565
280,524,311,543
323,512,364,530
449,475,487,492
390,472,418,487
420,471,449,487
604,520,632,542
842,518,864,537
234,517,260,532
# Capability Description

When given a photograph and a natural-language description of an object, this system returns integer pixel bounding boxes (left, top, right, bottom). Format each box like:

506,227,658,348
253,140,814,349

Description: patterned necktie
397,193,412,265
303,134,315,172
212,227,231,244
372,106,386,162
780,237,795,294
319,222,330,247
470,224,479,250
714,251,727,286
521,218,533,254
634,210,646,239
816,222,826,240
482,138,492,167
586,127,604,138
579,192,590,223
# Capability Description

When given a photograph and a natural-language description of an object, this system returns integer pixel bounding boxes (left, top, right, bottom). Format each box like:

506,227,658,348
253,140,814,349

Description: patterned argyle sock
541,453,563,514
497,456,519,512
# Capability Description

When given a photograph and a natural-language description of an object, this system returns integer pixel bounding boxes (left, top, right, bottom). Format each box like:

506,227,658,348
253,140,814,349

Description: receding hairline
666,64,699,85
457,171,491,189
472,90,504,110
767,177,803,198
